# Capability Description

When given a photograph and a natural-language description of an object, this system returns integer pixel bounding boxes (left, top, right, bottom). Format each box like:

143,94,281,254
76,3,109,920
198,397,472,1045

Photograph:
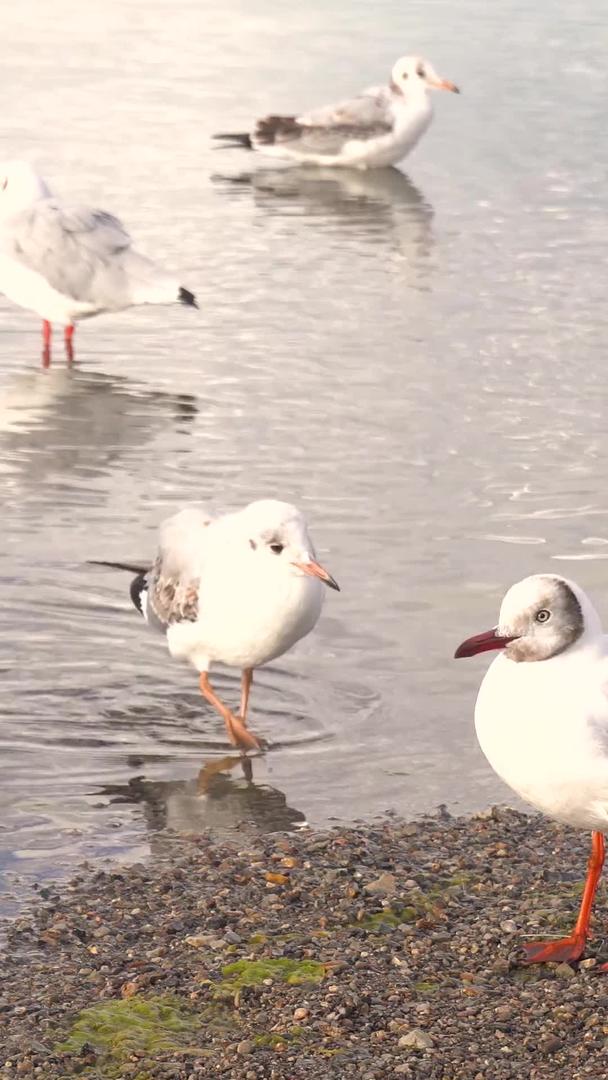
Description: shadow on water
98,754,307,841
0,365,198,490
212,165,434,265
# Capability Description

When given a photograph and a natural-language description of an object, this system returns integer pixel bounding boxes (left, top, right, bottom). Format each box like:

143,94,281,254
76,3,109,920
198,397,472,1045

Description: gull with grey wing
214,56,459,169
0,160,197,364
91,499,339,752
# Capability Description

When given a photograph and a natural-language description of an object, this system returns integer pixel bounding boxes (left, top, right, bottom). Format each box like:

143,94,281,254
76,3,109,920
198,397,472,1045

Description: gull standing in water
213,56,459,169
0,160,197,365
456,574,608,965
91,499,339,752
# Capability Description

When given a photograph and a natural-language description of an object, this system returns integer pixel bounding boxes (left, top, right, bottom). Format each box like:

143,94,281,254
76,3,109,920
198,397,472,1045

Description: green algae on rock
355,904,418,930
57,994,207,1071
219,957,326,994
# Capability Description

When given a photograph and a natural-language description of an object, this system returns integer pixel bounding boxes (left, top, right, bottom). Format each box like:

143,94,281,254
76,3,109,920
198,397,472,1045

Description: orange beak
429,77,460,94
292,559,340,591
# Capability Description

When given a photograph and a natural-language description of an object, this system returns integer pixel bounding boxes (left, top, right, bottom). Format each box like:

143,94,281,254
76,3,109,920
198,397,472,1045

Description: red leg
42,320,51,368
64,324,75,363
521,831,605,964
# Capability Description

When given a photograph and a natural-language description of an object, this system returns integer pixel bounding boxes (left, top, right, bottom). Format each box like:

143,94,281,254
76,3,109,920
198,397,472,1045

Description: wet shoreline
2,808,607,1078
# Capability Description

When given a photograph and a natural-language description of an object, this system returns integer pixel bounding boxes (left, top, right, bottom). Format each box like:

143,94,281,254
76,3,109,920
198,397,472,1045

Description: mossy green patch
357,906,418,931
56,994,208,1076
219,958,326,994
427,871,478,897
252,1025,306,1048
414,980,440,994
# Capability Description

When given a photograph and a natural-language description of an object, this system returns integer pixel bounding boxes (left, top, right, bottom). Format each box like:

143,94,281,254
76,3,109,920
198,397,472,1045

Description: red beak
454,627,517,659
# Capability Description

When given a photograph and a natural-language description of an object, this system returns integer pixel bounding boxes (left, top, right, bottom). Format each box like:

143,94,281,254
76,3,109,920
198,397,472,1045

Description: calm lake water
2,0,608,910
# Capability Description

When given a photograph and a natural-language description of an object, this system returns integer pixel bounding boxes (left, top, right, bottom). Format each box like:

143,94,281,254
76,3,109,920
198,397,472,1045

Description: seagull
0,160,197,365
91,499,339,752
213,56,459,170
455,574,608,966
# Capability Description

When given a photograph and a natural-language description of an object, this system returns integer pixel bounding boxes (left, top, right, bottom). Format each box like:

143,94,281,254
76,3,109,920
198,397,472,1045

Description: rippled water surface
2,0,608,909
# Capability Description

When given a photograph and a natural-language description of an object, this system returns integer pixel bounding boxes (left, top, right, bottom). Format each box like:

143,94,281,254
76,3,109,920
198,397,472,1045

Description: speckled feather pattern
147,556,200,628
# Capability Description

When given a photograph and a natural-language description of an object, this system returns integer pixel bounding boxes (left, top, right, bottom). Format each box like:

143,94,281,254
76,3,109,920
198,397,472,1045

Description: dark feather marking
179,287,198,308
255,115,302,145
149,557,199,627
212,132,253,149
253,114,393,152
130,572,148,615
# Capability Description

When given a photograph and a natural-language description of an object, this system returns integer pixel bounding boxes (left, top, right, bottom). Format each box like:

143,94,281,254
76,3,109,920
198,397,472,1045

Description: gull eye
270,543,284,555
416,64,425,77
536,609,551,623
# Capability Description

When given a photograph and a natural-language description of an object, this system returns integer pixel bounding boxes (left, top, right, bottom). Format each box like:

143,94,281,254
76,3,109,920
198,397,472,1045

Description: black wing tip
178,287,198,308
212,132,253,150
86,560,148,616
130,572,148,616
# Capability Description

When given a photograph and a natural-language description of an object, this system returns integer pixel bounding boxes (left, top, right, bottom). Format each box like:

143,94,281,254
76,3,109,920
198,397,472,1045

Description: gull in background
0,160,197,365
213,56,459,170
91,499,339,752
456,574,608,966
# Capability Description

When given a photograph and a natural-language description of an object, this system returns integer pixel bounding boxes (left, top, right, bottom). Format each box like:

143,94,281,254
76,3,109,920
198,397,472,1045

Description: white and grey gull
91,499,339,752
213,56,459,170
456,574,608,966
0,160,197,364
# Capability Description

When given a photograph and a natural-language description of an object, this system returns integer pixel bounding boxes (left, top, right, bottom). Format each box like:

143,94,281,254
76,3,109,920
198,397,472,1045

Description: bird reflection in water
212,165,434,274
0,365,197,491
99,754,306,840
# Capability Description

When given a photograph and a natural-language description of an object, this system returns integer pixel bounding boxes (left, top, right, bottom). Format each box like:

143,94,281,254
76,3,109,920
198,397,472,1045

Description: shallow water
2,0,608,908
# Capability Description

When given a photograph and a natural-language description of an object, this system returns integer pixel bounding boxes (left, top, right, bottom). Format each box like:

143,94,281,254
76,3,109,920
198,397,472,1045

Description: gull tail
212,132,253,150
88,559,148,573
123,250,197,308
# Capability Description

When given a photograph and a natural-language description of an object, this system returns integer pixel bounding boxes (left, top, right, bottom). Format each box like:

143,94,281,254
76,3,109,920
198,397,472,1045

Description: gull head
0,160,51,218
390,56,460,97
238,499,339,591
455,574,601,664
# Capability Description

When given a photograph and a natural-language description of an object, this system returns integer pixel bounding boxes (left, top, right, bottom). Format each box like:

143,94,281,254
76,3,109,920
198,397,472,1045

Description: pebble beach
2,807,608,1079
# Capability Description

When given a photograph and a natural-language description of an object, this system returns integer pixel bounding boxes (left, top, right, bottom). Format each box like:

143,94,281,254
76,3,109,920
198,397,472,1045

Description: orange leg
42,320,51,367
521,831,605,964
240,668,253,723
199,672,261,753
64,324,75,363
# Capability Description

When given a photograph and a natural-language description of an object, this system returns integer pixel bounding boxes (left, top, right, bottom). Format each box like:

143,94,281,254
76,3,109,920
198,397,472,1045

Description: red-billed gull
91,499,339,752
213,55,459,170
456,574,608,966
0,160,197,365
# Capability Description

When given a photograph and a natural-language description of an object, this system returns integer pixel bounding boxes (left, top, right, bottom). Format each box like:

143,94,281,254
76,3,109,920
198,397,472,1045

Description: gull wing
146,505,216,630
3,199,132,303
254,86,394,156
